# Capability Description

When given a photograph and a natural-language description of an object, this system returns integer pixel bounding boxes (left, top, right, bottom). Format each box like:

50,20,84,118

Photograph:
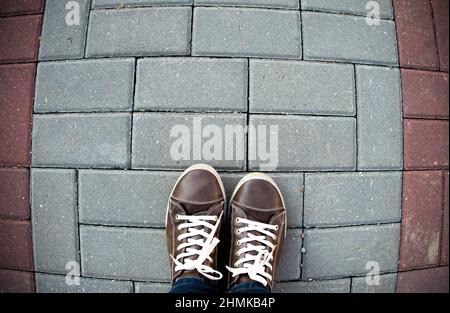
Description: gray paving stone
132,113,247,170
276,229,302,281
351,273,397,293
78,170,179,227
274,278,350,293
248,115,356,171
192,7,301,59
80,225,170,281
36,273,133,293
135,58,247,112
134,282,171,293
32,113,131,168
304,172,402,227
302,224,401,280
31,169,78,274
39,0,90,60
356,66,403,170
92,0,192,8
86,7,191,57
195,0,299,9
221,173,304,228
35,59,135,112
249,60,355,116
301,0,394,19
302,12,398,65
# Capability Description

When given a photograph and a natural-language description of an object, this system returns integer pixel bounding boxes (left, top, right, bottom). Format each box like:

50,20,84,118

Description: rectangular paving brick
432,0,449,71
393,0,439,70
302,12,398,66
0,15,42,63
35,273,133,293
35,59,135,112
404,119,449,170
32,113,131,168
222,173,303,228
0,219,33,271
80,225,170,281
78,170,178,227
274,278,350,293
31,169,78,274
356,66,403,170
0,168,29,219
248,115,356,171
301,0,394,19
351,273,397,293
249,60,355,116
402,69,449,119
92,0,193,8
134,282,171,293
0,269,34,293
397,266,449,293
135,58,247,112
195,0,299,9
276,229,302,281
192,7,301,59
86,7,191,57
400,171,444,270
0,0,44,16
304,172,402,227
442,171,449,265
0,63,35,167
39,0,90,60
132,113,246,170
302,224,400,280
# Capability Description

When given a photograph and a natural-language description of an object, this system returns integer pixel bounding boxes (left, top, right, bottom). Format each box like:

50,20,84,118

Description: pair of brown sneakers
165,164,287,290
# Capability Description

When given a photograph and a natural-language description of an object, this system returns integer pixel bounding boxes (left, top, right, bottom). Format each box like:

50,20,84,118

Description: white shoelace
171,211,223,281
226,217,278,287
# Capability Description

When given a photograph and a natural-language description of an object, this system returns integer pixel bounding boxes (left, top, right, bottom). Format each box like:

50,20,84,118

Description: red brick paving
393,0,439,70
400,171,444,270
0,219,33,271
0,269,34,293
0,15,42,64
403,119,449,170
0,168,30,219
0,63,35,167
441,171,449,265
397,266,449,293
0,0,44,17
402,69,449,119
432,0,449,71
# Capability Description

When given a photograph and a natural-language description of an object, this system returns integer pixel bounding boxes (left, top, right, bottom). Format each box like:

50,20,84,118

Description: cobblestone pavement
0,0,448,293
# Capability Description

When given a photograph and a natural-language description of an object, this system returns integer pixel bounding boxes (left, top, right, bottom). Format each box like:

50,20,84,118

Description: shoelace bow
226,217,278,287
171,211,223,281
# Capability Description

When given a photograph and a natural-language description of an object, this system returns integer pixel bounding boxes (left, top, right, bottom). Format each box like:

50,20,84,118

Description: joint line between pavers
429,3,441,70
129,58,138,169
245,58,250,172
353,64,358,171
189,3,194,56
300,8,394,21
299,172,306,280
83,2,92,59
75,169,83,276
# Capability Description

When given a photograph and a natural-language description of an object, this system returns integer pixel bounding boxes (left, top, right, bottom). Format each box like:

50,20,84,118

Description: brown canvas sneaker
166,164,226,282
226,173,287,290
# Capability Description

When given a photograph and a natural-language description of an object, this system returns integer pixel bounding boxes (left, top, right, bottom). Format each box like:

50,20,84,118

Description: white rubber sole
165,164,226,228
229,172,287,238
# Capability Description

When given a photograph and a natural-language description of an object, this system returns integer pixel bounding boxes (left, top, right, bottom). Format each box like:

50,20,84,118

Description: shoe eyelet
175,214,180,220
235,252,239,257
274,225,279,231
236,229,241,235
237,240,242,246
235,217,241,224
